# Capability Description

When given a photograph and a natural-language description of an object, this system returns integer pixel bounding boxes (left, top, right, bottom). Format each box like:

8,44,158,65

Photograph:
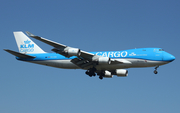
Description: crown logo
24,40,31,44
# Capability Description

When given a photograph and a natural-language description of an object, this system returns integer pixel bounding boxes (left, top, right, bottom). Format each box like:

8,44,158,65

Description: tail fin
14,31,45,54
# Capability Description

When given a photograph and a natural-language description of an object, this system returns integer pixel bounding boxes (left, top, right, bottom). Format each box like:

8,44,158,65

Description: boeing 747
4,31,175,79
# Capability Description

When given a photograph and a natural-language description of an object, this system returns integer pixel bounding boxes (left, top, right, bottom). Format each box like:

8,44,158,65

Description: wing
26,31,94,59
26,31,131,69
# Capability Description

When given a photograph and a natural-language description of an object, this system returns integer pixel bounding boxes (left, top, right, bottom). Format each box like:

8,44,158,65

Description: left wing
26,31,131,68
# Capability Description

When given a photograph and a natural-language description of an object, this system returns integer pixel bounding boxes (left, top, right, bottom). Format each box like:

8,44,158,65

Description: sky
0,0,179,113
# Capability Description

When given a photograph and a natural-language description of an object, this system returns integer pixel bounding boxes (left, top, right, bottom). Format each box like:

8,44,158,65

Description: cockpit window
159,49,164,51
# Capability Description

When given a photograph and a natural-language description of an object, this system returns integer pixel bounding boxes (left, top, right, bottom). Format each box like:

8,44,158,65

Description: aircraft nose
163,52,175,62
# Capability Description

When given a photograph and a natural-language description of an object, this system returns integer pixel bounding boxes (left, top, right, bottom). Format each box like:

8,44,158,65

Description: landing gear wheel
154,70,158,74
85,70,96,77
154,66,159,74
85,71,89,75
99,76,103,80
85,68,96,77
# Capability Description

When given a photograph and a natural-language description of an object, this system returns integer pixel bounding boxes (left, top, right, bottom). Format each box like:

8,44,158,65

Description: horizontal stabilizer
4,49,36,58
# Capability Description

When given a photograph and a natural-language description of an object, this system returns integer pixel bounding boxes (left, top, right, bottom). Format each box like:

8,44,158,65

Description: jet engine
66,48,81,57
104,70,113,78
52,47,81,57
116,69,128,77
93,57,111,65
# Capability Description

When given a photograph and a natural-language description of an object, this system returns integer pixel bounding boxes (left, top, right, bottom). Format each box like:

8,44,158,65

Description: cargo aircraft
4,31,175,79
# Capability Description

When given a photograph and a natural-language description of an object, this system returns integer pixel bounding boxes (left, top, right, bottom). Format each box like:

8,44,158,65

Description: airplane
4,31,175,79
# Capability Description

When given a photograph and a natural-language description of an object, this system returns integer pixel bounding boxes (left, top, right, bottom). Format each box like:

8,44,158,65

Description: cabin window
159,49,164,51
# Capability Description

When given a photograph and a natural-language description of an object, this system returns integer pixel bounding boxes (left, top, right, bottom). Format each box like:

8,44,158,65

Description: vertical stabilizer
14,31,45,54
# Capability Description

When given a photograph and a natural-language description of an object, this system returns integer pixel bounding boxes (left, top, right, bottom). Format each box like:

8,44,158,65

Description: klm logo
20,40,34,52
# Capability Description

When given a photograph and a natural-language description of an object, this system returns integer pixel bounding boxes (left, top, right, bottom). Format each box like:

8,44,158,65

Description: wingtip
3,49,9,51
26,31,35,37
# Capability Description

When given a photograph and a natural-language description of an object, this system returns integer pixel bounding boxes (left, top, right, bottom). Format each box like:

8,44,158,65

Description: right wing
26,31,94,60
26,31,67,50
26,31,95,60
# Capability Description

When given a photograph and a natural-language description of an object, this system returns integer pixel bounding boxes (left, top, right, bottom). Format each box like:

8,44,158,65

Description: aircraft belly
127,59,168,68
96,59,168,70
29,58,168,70
95,64,129,70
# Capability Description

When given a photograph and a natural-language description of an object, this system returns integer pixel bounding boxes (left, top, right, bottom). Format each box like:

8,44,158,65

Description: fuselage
16,48,175,70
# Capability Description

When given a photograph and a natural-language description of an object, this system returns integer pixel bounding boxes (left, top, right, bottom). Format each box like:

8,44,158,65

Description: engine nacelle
93,57,111,64
116,69,128,77
52,47,81,57
66,48,81,57
104,70,113,78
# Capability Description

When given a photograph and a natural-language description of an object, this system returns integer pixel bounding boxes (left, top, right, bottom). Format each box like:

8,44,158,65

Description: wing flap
4,49,36,58
71,58,93,69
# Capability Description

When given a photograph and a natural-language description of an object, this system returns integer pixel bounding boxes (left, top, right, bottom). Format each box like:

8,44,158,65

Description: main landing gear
85,69,104,80
154,66,159,74
85,67,104,80
99,76,103,80
98,73,104,80
97,71,105,80
85,67,96,77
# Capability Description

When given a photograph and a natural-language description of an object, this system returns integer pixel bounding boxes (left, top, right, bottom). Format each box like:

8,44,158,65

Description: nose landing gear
154,70,158,74
154,66,159,74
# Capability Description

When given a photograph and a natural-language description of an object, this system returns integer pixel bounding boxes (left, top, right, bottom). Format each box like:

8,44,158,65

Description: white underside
27,58,169,70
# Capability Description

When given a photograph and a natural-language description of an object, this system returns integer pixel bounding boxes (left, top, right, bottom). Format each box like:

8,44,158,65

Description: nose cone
163,52,175,62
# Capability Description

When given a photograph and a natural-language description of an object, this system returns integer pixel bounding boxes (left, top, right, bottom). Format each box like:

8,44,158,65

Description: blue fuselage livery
17,48,174,69
4,31,175,79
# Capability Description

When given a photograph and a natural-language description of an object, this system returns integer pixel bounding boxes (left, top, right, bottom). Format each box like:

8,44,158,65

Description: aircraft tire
99,76,103,80
154,70,158,74
85,71,89,75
